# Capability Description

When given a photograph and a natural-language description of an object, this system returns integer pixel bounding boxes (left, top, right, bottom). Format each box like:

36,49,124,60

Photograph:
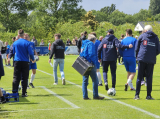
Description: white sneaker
53,83,58,85
62,78,66,85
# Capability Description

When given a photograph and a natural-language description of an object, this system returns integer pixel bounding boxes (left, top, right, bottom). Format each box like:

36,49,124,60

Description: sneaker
8,64,11,66
0,96,6,104
53,83,58,85
124,83,128,91
121,62,124,65
136,66,138,70
93,96,105,100
105,84,109,90
62,78,66,85
98,84,103,86
22,93,28,97
118,63,122,65
29,83,35,88
134,95,140,100
141,81,145,86
130,87,136,91
83,97,91,100
146,96,154,100
27,86,30,89
145,82,147,86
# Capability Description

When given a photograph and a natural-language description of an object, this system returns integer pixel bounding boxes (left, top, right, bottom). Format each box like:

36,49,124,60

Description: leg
53,59,59,83
135,62,145,96
89,66,99,98
59,59,65,79
102,61,109,84
110,61,117,88
97,69,102,85
82,75,89,98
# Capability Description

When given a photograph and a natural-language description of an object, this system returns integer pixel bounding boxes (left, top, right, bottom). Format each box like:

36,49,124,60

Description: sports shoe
98,83,103,86
124,83,128,91
29,83,35,88
93,96,105,100
62,78,66,85
53,83,58,85
118,63,122,65
22,93,28,97
105,84,109,90
145,82,147,86
134,95,140,100
141,81,145,86
83,97,91,100
27,86,30,89
146,96,154,100
0,96,6,104
8,64,11,66
130,88,136,91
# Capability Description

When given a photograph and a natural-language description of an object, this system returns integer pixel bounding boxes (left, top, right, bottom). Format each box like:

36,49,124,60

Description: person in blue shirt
24,33,39,89
120,29,137,91
12,29,34,97
134,25,160,100
80,34,104,100
91,32,103,86
98,29,132,92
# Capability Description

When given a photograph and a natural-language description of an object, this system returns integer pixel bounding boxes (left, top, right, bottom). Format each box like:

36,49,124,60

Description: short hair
121,34,124,38
81,32,83,36
18,29,24,37
88,34,96,41
84,31,87,35
126,29,132,35
144,25,153,31
91,32,96,37
54,33,61,39
24,33,30,37
12,37,16,41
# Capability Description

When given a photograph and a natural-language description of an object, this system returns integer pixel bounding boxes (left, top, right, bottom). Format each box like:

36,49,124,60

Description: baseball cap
107,29,114,34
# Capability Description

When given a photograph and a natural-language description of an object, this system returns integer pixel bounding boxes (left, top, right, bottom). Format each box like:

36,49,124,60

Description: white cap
144,25,153,31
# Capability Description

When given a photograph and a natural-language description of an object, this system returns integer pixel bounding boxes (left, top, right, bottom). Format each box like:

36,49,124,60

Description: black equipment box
72,56,94,76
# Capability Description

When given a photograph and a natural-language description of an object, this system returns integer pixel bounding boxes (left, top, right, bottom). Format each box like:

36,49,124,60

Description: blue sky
79,0,150,15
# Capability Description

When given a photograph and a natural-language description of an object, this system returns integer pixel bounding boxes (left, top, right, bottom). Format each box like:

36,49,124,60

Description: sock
105,82,108,85
127,79,132,88
130,83,134,89
30,74,35,83
97,72,102,84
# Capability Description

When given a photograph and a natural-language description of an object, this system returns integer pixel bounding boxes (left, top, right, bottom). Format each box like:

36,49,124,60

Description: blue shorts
123,57,136,73
29,63,37,70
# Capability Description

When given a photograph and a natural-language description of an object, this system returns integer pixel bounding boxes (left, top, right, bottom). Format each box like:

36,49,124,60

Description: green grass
0,55,160,119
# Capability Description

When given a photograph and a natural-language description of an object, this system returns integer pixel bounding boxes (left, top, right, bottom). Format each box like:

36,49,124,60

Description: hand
48,59,51,63
7,58,10,64
98,59,101,63
129,44,133,48
32,60,36,63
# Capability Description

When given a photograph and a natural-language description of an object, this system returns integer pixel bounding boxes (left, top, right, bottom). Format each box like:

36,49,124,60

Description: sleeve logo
143,40,147,45
103,44,107,48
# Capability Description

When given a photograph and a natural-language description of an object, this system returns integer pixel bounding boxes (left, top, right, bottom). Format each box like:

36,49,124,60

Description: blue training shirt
13,38,34,62
30,42,36,64
120,36,137,57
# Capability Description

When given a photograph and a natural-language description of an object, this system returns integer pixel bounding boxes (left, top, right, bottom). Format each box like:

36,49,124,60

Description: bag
72,56,94,76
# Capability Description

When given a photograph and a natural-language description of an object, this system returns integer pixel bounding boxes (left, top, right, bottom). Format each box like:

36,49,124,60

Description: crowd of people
0,24,160,103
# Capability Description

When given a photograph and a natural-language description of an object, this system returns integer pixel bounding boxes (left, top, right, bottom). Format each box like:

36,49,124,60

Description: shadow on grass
29,94,73,97
8,102,39,105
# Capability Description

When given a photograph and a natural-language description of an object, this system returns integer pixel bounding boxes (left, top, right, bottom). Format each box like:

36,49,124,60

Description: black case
72,56,94,76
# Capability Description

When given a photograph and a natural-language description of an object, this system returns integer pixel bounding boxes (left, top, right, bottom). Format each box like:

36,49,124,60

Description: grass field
0,55,160,119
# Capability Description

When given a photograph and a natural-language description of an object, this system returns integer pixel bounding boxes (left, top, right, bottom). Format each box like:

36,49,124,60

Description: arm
156,37,160,55
135,35,142,57
77,38,81,52
88,43,96,63
115,38,131,49
49,43,55,59
97,42,103,61
28,43,34,61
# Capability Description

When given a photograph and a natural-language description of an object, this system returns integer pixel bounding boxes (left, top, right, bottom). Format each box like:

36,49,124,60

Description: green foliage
149,0,160,15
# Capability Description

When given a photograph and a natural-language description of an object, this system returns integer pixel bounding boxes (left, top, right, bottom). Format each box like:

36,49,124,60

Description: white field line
40,86,80,109
37,69,160,119
0,108,76,113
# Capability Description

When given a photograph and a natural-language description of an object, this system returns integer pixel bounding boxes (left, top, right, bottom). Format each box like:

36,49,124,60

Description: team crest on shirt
143,40,147,45
103,44,107,48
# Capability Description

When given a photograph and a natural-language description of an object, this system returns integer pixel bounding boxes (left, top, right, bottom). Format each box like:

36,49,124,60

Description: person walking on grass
49,33,66,85
134,25,160,100
80,34,104,100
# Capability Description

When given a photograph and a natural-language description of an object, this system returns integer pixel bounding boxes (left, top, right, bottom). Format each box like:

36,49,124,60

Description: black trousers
12,61,29,94
103,61,117,88
135,61,154,96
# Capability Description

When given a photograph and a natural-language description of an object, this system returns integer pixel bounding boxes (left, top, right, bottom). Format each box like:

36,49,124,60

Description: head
73,39,75,41
5,42,8,46
33,36,35,40
81,32,84,37
18,29,24,38
16,36,19,41
54,33,61,40
126,29,132,37
135,35,138,39
24,33,30,41
84,31,87,36
88,34,96,43
107,29,114,35
75,37,78,40
67,38,70,41
99,36,103,41
121,34,124,39
48,40,50,43
91,32,97,37
12,37,16,42
144,25,153,32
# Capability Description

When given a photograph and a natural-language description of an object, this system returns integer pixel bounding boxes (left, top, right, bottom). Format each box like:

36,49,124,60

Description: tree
92,10,108,22
100,4,116,15
149,0,160,15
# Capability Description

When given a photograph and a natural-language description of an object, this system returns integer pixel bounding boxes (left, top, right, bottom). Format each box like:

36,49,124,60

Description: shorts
1,54,6,59
123,57,136,73
29,63,37,70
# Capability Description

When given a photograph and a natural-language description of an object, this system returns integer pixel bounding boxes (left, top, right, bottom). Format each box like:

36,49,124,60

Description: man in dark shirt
66,39,72,46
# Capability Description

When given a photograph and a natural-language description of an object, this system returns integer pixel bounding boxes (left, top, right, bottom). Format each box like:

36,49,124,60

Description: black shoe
83,97,91,100
29,83,35,88
93,96,105,100
146,96,154,100
105,84,109,90
98,84,103,86
124,83,128,91
22,93,28,97
134,95,140,100
27,85,30,89
0,96,6,104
